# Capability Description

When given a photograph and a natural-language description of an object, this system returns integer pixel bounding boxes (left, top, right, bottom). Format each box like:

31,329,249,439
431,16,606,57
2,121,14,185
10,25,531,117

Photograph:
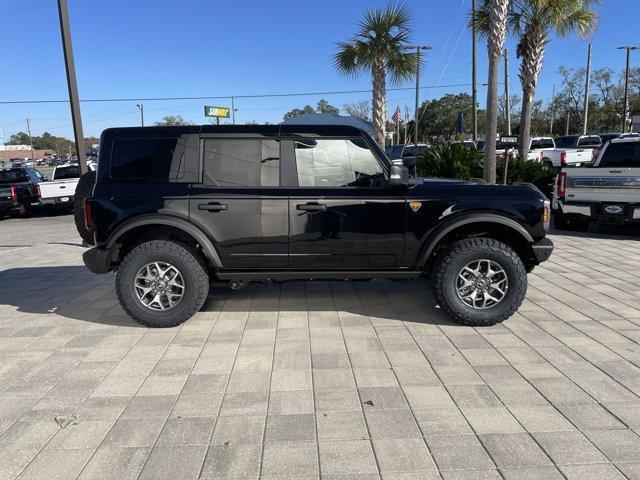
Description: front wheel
116,240,210,327
431,237,527,327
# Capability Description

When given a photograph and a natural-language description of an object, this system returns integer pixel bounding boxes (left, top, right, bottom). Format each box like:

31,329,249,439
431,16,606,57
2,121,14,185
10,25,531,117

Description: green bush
415,145,555,199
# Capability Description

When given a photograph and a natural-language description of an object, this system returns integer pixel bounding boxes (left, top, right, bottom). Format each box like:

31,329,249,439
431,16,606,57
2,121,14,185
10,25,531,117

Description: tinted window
53,166,79,180
554,136,578,148
531,139,555,149
111,138,184,181
599,134,620,144
203,139,279,187
294,138,384,187
599,142,640,168
577,136,601,147
0,170,28,184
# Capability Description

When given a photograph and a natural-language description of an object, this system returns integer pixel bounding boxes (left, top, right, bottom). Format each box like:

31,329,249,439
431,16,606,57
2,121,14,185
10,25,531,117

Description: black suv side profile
83,125,553,328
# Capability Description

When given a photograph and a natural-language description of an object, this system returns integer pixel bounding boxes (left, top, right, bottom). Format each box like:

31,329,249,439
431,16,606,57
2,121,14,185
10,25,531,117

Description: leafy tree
283,105,315,120
508,0,599,158
334,3,418,147
343,101,371,121
470,0,511,183
6,132,31,145
316,99,340,115
414,93,486,139
154,115,192,126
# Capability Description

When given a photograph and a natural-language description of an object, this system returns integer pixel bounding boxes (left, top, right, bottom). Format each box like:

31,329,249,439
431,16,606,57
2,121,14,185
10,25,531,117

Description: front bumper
532,237,554,264
82,246,118,274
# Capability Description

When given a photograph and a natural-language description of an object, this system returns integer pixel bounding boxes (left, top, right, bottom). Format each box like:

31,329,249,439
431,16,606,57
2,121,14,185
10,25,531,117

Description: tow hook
230,280,246,290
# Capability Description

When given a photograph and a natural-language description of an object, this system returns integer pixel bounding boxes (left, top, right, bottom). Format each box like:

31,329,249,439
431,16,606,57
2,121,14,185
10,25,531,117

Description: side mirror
390,164,410,186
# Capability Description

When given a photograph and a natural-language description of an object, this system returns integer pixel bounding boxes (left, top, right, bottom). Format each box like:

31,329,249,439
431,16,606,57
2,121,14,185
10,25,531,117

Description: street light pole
136,104,144,126
405,45,433,145
471,0,478,141
582,43,592,136
618,46,639,132
56,0,85,174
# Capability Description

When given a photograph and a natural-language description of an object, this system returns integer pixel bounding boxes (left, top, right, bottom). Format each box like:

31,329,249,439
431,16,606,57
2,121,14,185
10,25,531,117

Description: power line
0,82,483,106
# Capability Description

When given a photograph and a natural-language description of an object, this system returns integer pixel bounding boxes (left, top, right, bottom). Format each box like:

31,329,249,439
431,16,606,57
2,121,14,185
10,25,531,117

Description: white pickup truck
552,136,640,229
541,135,602,167
38,164,81,211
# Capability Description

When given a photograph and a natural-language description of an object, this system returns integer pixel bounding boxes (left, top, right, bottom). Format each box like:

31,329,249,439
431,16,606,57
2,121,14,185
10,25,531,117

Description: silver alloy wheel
456,259,508,309
134,262,185,311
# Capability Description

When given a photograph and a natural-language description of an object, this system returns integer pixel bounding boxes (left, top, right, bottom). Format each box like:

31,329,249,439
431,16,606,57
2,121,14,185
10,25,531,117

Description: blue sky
0,0,638,140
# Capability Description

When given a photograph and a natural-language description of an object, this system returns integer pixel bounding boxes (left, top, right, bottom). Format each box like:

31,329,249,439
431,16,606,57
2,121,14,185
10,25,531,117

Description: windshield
554,136,578,148
599,142,640,168
531,139,555,149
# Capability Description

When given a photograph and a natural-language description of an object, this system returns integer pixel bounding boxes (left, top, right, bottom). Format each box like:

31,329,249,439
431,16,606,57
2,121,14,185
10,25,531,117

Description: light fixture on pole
618,45,639,132
404,45,433,145
136,104,144,126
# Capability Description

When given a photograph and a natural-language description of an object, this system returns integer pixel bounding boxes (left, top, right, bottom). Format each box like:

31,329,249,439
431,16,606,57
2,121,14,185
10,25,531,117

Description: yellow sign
409,201,422,213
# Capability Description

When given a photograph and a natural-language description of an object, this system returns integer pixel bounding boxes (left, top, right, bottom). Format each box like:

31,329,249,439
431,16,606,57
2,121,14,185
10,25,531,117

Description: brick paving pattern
1,229,640,479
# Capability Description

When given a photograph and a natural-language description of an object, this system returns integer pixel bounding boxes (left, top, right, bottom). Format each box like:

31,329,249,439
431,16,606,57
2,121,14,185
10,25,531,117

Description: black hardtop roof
101,124,370,138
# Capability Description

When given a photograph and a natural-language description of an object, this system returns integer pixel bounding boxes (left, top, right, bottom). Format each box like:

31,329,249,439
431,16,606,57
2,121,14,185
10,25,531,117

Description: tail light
36,184,42,199
591,148,599,163
84,198,94,230
557,172,567,198
10,185,18,202
539,151,543,162
560,152,567,166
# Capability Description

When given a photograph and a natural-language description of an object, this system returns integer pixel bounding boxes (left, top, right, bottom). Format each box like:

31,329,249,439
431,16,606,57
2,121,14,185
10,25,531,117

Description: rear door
189,131,289,269
285,135,406,269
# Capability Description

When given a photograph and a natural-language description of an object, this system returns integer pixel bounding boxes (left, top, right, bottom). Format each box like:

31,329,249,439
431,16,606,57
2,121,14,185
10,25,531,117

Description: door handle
297,202,327,212
198,202,227,212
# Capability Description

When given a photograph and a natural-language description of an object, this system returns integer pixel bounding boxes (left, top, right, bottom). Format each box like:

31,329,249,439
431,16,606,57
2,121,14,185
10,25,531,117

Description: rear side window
203,139,280,187
599,142,640,168
110,138,185,181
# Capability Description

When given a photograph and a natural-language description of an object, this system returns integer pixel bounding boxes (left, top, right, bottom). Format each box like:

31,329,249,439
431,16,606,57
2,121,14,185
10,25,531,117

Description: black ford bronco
82,125,553,328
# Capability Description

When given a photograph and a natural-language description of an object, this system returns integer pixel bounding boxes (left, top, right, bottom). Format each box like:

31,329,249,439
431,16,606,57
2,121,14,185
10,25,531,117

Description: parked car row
0,163,94,219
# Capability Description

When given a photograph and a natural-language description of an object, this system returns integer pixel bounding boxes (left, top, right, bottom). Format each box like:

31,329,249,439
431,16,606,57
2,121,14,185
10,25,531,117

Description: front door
287,137,405,269
189,135,289,269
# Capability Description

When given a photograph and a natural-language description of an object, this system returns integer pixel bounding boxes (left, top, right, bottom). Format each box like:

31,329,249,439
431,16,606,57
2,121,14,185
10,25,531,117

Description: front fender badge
409,201,422,213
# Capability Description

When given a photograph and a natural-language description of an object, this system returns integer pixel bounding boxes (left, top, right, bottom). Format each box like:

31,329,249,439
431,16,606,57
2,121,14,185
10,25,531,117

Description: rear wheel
116,240,209,328
431,237,527,327
73,170,96,245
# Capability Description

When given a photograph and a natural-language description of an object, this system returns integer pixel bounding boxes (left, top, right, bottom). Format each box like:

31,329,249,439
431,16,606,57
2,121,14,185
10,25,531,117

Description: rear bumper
531,237,554,264
82,246,118,274
555,200,640,222
40,195,74,206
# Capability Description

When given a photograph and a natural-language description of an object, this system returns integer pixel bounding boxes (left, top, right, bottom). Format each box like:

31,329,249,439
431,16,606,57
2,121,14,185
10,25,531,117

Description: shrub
415,145,556,199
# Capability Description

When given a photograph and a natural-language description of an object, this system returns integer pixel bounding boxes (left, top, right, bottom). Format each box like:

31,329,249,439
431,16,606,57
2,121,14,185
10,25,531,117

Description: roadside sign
204,106,230,118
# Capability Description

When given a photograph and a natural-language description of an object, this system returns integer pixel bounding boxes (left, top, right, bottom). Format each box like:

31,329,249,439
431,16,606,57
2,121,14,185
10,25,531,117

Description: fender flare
415,213,534,268
106,214,223,268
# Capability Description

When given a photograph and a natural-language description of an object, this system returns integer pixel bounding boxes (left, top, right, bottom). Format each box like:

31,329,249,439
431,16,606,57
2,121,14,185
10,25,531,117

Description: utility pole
550,83,555,135
136,104,144,126
405,45,433,145
503,48,511,135
404,105,410,143
618,46,639,132
582,43,592,135
565,108,570,135
231,97,236,125
471,0,478,141
56,0,85,174
25,118,34,161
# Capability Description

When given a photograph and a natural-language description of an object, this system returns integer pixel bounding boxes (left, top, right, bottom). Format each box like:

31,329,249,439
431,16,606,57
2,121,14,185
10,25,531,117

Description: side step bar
216,270,422,282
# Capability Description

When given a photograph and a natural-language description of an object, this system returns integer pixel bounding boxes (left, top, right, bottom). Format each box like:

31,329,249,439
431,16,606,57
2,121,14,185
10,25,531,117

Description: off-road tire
73,170,96,245
432,237,527,327
116,240,209,328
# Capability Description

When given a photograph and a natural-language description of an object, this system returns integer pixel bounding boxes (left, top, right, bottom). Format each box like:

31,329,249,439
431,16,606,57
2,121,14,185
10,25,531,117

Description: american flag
392,106,403,124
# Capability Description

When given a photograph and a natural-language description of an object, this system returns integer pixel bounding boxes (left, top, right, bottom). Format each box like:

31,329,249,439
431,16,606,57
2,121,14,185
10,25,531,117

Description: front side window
294,138,384,187
203,139,279,187
110,137,185,181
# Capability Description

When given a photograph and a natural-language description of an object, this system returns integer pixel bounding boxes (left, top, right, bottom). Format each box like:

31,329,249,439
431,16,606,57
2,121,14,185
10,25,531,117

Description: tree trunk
372,60,387,148
517,23,547,160
483,0,510,183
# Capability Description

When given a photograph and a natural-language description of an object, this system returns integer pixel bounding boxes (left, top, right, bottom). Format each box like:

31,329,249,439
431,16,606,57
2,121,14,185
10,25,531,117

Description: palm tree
470,0,511,183
334,3,419,148
510,0,599,159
